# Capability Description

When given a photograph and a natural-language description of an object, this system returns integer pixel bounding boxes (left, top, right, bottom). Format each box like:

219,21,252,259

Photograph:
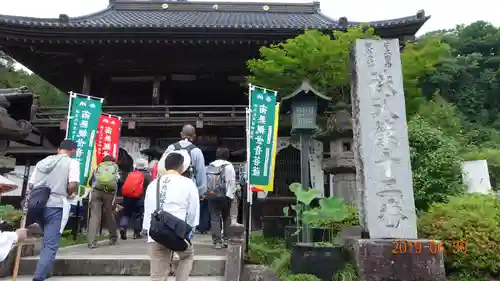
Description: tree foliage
247,27,450,115
0,50,66,105
247,27,378,102
422,21,500,127
408,115,465,211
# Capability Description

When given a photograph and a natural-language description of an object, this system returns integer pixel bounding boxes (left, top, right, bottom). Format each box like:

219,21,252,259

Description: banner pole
250,84,278,94
102,113,121,119
65,92,76,139
245,84,253,251
68,91,104,102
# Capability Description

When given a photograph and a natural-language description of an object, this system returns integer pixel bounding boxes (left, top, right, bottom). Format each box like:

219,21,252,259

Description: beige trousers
88,189,118,244
149,242,194,281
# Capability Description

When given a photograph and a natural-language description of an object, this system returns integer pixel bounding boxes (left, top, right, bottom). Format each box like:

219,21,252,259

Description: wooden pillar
152,76,161,105
82,72,91,95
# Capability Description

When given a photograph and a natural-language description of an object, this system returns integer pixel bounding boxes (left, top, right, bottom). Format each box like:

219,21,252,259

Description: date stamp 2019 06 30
391,240,467,255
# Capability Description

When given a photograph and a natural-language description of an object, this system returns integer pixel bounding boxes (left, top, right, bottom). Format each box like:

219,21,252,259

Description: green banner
248,85,278,186
66,94,103,193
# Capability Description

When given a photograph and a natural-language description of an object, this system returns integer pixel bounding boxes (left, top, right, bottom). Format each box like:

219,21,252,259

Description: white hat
157,149,191,175
135,158,149,169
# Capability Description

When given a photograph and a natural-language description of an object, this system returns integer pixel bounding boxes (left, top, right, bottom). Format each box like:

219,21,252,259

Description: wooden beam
110,76,166,82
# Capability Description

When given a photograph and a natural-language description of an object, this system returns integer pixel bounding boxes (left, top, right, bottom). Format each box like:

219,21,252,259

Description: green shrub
314,205,359,238
418,194,500,277
0,204,23,226
333,264,359,281
283,274,322,281
246,233,286,264
408,115,465,211
271,251,291,278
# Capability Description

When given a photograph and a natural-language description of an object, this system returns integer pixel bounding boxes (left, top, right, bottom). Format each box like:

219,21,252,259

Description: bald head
181,124,196,141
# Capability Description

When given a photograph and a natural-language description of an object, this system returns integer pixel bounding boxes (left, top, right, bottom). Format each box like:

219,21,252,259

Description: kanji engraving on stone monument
350,39,417,239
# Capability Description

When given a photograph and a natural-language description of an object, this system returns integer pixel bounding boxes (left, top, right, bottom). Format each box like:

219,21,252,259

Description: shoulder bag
148,175,193,251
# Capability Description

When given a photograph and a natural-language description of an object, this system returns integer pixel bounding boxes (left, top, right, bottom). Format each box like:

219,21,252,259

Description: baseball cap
59,139,77,150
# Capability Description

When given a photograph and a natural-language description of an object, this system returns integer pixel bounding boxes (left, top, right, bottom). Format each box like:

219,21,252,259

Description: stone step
19,255,225,276
2,276,224,281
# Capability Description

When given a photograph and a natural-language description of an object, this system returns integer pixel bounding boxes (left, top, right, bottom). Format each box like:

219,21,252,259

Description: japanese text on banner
95,115,121,164
252,103,279,192
66,95,102,193
248,85,278,186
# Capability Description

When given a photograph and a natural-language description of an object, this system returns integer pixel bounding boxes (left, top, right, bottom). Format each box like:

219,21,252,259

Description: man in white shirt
143,150,200,281
27,139,80,281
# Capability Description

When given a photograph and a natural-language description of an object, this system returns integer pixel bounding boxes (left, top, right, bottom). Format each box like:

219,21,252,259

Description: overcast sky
2,0,499,35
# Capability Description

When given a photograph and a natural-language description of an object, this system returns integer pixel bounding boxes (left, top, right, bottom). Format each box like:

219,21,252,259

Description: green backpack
95,161,118,192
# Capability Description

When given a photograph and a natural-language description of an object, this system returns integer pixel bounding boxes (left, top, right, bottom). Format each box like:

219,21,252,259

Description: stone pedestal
225,223,246,281
346,238,446,281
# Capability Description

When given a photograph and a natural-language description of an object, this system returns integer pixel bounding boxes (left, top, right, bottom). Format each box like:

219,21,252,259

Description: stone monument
348,39,445,281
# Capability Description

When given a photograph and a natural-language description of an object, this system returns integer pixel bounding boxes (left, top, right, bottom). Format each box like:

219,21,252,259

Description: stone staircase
4,277,223,281
9,234,228,280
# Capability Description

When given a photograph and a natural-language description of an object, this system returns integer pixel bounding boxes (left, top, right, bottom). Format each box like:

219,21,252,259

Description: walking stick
169,251,174,276
12,184,34,281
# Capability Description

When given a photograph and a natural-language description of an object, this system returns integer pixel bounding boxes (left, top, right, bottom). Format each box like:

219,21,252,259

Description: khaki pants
88,189,118,244
149,242,194,281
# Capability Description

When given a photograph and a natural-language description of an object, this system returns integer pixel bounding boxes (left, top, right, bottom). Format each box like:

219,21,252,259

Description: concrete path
2,277,223,281
54,234,225,257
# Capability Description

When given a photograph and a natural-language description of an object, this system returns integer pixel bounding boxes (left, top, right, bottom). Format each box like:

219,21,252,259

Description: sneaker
213,243,223,249
109,238,118,245
119,229,127,240
133,233,142,239
88,242,97,249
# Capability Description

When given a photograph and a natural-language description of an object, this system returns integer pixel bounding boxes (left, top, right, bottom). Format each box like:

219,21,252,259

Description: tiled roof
0,0,428,30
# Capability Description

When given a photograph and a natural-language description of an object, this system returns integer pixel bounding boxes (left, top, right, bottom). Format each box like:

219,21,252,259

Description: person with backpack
158,124,208,233
87,155,119,248
26,139,80,281
119,158,152,240
143,150,199,281
206,148,237,249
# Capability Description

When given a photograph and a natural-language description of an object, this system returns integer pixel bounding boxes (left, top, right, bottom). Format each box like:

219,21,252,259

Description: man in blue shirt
159,124,208,233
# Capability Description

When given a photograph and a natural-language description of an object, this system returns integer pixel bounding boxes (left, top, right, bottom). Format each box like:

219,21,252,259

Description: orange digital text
391,240,467,255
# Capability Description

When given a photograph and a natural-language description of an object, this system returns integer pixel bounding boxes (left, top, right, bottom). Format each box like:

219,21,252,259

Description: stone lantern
322,102,356,205
281,80,331,241
281,80,331,135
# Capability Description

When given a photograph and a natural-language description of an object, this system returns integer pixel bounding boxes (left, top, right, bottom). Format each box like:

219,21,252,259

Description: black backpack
148,175,192,251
